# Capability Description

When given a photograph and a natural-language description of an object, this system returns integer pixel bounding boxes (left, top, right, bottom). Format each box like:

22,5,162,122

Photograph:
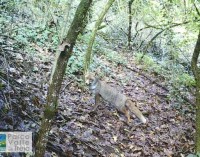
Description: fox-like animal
89,78,146,124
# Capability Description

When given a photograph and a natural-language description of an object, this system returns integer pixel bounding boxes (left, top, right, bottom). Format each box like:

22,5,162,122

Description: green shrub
135,53,162,73
175,73,195,87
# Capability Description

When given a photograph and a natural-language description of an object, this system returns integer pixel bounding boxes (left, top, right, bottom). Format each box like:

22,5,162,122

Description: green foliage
67,34,117,81
66,44,87,78
106,51,125,65
0,0,60,55
90,56,114,79
135,53,162,73
99,48,127,65
135,52,195,87
175,73,195,87
135,52,195,106
67,53,84,76
12,25,59,53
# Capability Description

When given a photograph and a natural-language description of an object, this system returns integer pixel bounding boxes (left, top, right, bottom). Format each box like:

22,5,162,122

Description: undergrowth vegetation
1,0,197,107
1,0,200,156
135,53,195,88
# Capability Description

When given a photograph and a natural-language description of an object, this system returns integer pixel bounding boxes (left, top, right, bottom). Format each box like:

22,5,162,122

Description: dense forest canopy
0,0,200,156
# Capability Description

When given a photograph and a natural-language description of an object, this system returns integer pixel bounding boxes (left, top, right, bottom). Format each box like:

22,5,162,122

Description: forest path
56,52,195,156
0,44,195,156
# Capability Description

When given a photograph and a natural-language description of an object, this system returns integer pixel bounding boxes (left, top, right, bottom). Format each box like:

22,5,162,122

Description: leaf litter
0,38,195,156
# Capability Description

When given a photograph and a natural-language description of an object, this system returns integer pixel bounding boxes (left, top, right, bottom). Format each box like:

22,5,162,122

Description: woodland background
0,0,199,156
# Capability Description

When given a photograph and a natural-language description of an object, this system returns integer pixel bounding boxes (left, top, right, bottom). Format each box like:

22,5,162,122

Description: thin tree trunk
191,29,200,154
84,0,115,76
128,0,134,50
35,0,93,156
60,0,73,41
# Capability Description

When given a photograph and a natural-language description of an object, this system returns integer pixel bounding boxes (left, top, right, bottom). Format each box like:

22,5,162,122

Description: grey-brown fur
90,78,146,123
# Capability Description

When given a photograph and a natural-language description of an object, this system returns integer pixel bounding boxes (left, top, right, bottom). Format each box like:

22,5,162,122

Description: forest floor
0,38,195,156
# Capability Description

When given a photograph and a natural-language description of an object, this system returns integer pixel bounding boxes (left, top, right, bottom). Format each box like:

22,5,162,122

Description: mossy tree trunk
84,0,115,76
191,29,200,154
128,0,134,50
60,0,73,41
35,0,93,156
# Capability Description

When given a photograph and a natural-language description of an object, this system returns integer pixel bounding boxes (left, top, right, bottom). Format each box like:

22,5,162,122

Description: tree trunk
60,0,73,41
128,0,134,50
35,0,93,156
84,0,115,76
191,29,200,154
